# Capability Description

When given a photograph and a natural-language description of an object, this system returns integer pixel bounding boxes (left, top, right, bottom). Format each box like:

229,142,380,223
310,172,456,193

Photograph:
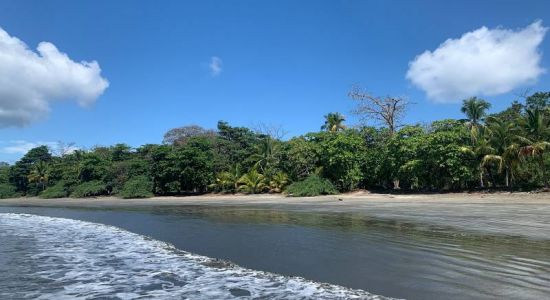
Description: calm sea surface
0,205,549,299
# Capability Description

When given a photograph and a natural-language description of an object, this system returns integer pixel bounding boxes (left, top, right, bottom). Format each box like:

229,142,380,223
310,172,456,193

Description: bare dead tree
348,85,410,135
252,122,289,140
52,141,77,157
514,88,532,100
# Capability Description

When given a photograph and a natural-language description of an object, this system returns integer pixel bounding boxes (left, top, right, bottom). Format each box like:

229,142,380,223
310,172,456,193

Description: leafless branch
252,122,289,140
514,88,532,100
348,85,411,134
52,141,77,157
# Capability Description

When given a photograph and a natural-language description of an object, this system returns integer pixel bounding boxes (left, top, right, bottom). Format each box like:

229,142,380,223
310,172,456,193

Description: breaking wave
0,213,393,299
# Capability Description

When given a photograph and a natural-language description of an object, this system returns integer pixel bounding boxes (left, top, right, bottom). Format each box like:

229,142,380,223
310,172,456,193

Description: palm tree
521,109,550,141
461,97,491,143
251,136,279,174
481,116,523,188
485,116,516,151
238,169,266,194
321,112,346,132
269,171,289,193
482,143,522,189
210,165,241,192
27,161,49,191
518,109,550,187
460,129,495,188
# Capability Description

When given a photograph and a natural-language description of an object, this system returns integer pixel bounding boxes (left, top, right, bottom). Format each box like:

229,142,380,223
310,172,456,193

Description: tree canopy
4,91,550,198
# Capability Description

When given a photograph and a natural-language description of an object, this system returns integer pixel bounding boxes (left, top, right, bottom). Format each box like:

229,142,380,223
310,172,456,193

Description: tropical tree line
1,91,549,199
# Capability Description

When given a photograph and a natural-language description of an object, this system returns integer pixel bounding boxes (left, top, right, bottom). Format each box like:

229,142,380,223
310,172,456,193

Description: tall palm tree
460,129,495,188
27,161,49,191
521,109,550,141
518,109,550,187
482,144,522,189
485,116,516,151
481,116,523,188
461,97,491,143
321,112,346,132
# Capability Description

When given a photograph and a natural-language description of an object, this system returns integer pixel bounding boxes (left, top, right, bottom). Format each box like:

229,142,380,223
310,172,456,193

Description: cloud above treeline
0,27,109,128
0,140,78,155
0,140,54,154
407,21,547,102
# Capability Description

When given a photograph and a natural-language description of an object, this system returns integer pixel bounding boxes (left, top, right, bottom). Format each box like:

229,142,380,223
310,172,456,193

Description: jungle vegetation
1,91,549,198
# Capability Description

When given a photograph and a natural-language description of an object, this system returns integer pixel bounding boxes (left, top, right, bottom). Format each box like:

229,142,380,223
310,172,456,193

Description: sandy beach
2,192,550,239
1,191,550,207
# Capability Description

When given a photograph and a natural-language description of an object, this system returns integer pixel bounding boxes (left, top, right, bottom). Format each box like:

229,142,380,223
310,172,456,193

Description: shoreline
4,197,548,300
1,191,550,207
3,192,549,240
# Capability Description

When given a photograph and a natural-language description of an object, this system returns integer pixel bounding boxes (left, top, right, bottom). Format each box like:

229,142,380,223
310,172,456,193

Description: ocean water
0,213,387,300
0,206,549,299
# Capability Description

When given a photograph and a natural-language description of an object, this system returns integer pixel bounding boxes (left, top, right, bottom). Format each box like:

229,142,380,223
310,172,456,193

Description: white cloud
0,140,78,155
0,27,109,127
0,140,55,154
209,56,222,77
406,21,547,102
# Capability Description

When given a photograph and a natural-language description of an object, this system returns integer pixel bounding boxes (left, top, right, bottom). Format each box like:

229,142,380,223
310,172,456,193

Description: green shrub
0,184,18,199
285,175,338,197
118,176,154,199
71,180,108,198
25,185,42,197
39,181,68,199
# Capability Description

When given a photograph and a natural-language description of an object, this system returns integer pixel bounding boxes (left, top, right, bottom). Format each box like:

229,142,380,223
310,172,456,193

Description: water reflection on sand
0,205,549,300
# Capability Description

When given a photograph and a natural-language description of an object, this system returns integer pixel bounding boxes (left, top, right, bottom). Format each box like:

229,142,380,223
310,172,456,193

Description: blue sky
0,0,549,162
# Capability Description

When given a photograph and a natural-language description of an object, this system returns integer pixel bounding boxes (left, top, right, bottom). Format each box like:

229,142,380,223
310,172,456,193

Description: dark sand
2,192,550,239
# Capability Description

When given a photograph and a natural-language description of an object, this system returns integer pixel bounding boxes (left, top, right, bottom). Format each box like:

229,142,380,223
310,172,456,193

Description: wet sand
2,192,550,239
2,191,550,206
2,193,550,299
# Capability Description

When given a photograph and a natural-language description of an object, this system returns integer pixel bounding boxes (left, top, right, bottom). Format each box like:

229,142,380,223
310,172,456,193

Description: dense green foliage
0,164,18,198
3,91,550,198
119,176,154,198
39,181,68,199
71,180,108,198
0,184,17,198
286,175,338,197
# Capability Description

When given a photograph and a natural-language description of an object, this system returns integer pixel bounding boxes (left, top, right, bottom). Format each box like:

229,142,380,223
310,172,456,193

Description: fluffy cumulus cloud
406,21,547,102
209,56,222,77
0,27,109,127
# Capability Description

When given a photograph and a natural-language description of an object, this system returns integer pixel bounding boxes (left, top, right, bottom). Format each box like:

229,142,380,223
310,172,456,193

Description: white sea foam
0,213,393,299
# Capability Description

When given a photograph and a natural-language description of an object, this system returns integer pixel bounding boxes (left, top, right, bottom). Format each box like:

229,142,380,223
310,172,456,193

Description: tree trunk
488,169,496,188
393,179,400,190
479,166,484,188
540,156,548,188
510,168,514,192
505,169,509,188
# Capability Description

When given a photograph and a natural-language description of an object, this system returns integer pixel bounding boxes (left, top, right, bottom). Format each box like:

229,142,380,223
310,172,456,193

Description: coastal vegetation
1,91,549,198
286,175,338,197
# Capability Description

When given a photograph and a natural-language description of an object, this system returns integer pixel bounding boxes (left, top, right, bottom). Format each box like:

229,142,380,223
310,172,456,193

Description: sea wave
0,213,393,299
